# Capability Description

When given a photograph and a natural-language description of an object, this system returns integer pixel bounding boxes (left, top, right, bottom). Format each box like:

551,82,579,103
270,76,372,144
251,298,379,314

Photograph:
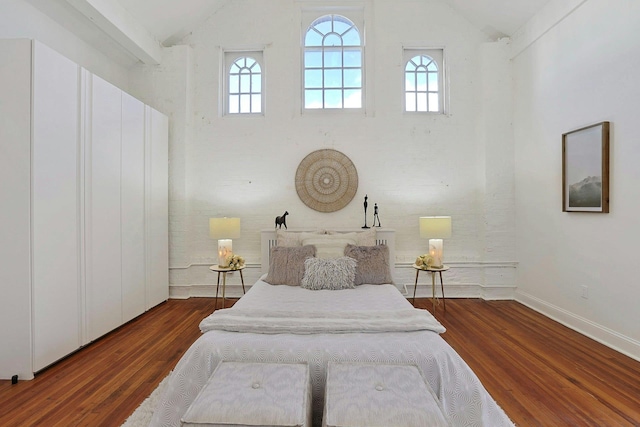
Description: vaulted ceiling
25,0,551,66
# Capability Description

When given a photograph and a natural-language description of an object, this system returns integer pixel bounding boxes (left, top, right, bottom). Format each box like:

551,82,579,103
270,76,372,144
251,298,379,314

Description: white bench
322,362,450,427
181,361,312,427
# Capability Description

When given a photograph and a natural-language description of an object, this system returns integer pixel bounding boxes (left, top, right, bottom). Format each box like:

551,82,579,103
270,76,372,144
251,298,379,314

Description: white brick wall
129,0,517,298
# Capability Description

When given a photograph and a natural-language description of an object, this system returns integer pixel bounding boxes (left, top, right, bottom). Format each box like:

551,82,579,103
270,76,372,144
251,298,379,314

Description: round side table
209,265,246,309
412,264,449,312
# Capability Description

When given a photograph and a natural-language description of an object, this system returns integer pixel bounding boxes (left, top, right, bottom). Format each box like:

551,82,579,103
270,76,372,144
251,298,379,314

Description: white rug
121,375,168,427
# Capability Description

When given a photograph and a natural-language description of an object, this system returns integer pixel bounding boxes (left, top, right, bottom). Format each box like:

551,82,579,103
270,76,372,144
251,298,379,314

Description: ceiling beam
64,0,162,65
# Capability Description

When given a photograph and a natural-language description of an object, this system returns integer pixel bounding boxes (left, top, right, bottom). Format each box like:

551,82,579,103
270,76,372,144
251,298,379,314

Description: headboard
260,228,396,279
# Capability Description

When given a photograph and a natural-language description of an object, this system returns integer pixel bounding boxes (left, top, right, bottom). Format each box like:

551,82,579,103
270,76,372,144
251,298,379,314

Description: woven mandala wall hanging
295,149,358,213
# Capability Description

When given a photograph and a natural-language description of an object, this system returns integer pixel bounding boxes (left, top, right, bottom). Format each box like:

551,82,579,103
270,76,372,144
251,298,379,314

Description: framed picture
562,121,610,213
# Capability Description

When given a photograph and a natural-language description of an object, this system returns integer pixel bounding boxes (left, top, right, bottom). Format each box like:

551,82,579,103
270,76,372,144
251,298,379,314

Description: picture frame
562,121,610,213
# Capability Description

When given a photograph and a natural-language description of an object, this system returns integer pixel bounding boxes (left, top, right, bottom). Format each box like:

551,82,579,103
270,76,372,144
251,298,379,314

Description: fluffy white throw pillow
301,257,357,290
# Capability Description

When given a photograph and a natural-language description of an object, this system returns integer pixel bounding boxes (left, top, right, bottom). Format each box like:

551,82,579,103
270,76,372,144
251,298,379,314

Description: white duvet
149,279,514,427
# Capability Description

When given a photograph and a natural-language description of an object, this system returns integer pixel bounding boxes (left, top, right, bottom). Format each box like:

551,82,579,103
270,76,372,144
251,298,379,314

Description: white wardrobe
0,39,168,380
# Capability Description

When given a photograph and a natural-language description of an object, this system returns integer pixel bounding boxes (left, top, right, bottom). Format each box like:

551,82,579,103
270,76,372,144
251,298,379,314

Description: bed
149,229,513,427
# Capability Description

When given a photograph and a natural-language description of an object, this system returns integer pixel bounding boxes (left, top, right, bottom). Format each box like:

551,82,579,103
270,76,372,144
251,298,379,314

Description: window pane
324,33,342,46
342,27,360,46
405,74,415,91
325,90,343,108
240,94,251,113
245,58,256,68
344,69,361,88
229,75,240,93
407,58,418,71
416,72,427,91
230,64,239,73
252,74,261,92
315,19,332,35
252,95,262,113
428,72,438,91
427,61,438,72
344,89,361,108
324,69,342,88
333,20,351,35
229,95,239,114
240,75,250,93
417,93,427,111
429,93,439,112
305,50,322,67
324,50,342,67
305,90,323,109
405,93,416,112
305,30,323,47
305,69,322,88
343,50,361,67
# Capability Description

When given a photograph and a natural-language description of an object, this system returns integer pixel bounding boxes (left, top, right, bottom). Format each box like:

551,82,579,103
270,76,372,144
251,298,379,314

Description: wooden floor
1,298,639,426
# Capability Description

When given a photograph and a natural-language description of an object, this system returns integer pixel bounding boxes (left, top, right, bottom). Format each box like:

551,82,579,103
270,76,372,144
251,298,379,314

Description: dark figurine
362,195,370,229
275,211,289,229
373,203,381,227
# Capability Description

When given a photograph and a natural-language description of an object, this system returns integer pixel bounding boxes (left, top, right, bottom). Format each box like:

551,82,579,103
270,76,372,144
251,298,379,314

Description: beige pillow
344,244,393,285
300,233,357,259
264,245,316,286
327,228,377,246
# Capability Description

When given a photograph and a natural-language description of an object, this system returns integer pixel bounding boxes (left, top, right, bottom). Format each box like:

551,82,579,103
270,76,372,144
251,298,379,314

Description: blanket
199,307,446,335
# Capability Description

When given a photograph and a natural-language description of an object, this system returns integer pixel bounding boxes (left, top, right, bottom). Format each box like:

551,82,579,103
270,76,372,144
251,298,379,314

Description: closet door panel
31,41,81,371
0,39,34,380
146,107,169,309
121,92,146,322
87,75,122,342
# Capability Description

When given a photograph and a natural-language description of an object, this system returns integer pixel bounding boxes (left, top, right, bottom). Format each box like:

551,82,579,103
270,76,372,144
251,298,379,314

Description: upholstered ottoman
322,362,450,427
181,361,312,427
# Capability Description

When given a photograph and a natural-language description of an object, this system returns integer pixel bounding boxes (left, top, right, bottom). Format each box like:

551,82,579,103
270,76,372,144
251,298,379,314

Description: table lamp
209,217,241,267
419,216,451,269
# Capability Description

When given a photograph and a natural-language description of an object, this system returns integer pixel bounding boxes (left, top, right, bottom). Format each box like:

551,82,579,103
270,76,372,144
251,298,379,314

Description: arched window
404,51,444,113
303,14,362,109
228,56,262,114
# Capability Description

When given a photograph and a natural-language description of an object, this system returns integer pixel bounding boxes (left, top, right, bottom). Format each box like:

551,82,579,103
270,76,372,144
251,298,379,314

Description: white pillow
301,257,357,290
300,232,357,259
276,229,325,247
326,228,377,246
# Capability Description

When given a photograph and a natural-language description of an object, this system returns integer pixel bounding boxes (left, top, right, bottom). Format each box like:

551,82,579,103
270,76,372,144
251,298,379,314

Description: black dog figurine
275,211,289,229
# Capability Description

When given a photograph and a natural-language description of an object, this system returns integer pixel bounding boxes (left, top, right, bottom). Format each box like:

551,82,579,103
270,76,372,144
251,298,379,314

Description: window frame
402,48,446,114
301,10,365,113
222,49,265,116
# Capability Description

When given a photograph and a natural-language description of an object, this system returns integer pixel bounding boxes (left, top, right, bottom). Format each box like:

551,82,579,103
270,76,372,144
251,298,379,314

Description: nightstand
209,264,246,309
412,264,449,312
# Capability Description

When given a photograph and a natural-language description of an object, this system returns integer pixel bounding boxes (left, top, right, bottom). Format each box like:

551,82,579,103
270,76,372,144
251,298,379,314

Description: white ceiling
23,0,552,67
117,0,551,46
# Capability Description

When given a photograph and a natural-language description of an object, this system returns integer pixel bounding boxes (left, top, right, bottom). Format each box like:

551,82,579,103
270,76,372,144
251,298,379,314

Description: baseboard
516,290,640,363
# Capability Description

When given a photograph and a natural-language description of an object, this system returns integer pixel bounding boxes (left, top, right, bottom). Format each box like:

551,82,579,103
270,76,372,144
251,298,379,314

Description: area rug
121,375,169,427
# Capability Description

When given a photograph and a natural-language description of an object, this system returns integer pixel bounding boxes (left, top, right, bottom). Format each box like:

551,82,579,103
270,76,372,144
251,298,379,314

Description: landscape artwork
562,122,610,213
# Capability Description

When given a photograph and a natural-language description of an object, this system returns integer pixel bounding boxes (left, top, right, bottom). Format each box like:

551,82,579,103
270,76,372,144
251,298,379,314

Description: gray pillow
300,257,357,290
264,245,316,286
344,244,393,285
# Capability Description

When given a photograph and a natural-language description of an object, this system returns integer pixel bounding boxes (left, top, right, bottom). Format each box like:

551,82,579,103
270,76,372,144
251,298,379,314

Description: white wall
0,0,130,90
130,0,517,298
513,0,640,360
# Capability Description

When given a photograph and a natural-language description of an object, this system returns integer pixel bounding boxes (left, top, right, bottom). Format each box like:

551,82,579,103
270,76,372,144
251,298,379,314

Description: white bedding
149,278,514,427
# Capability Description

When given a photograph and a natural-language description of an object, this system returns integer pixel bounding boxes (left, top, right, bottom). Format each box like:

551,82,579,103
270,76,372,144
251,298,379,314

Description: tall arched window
405,55,440,112
228,56,262,114
304,14,362,109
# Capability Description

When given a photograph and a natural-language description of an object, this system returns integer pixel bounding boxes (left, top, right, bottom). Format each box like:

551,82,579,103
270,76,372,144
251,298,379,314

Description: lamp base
217,239,233,267
428,239,444,270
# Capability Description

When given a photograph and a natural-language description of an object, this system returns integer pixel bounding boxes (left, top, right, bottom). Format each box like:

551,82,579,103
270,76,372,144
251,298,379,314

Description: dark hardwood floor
1,297,639,426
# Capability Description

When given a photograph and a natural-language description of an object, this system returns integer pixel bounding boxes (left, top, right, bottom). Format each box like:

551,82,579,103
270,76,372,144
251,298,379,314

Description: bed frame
260,228,396,280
